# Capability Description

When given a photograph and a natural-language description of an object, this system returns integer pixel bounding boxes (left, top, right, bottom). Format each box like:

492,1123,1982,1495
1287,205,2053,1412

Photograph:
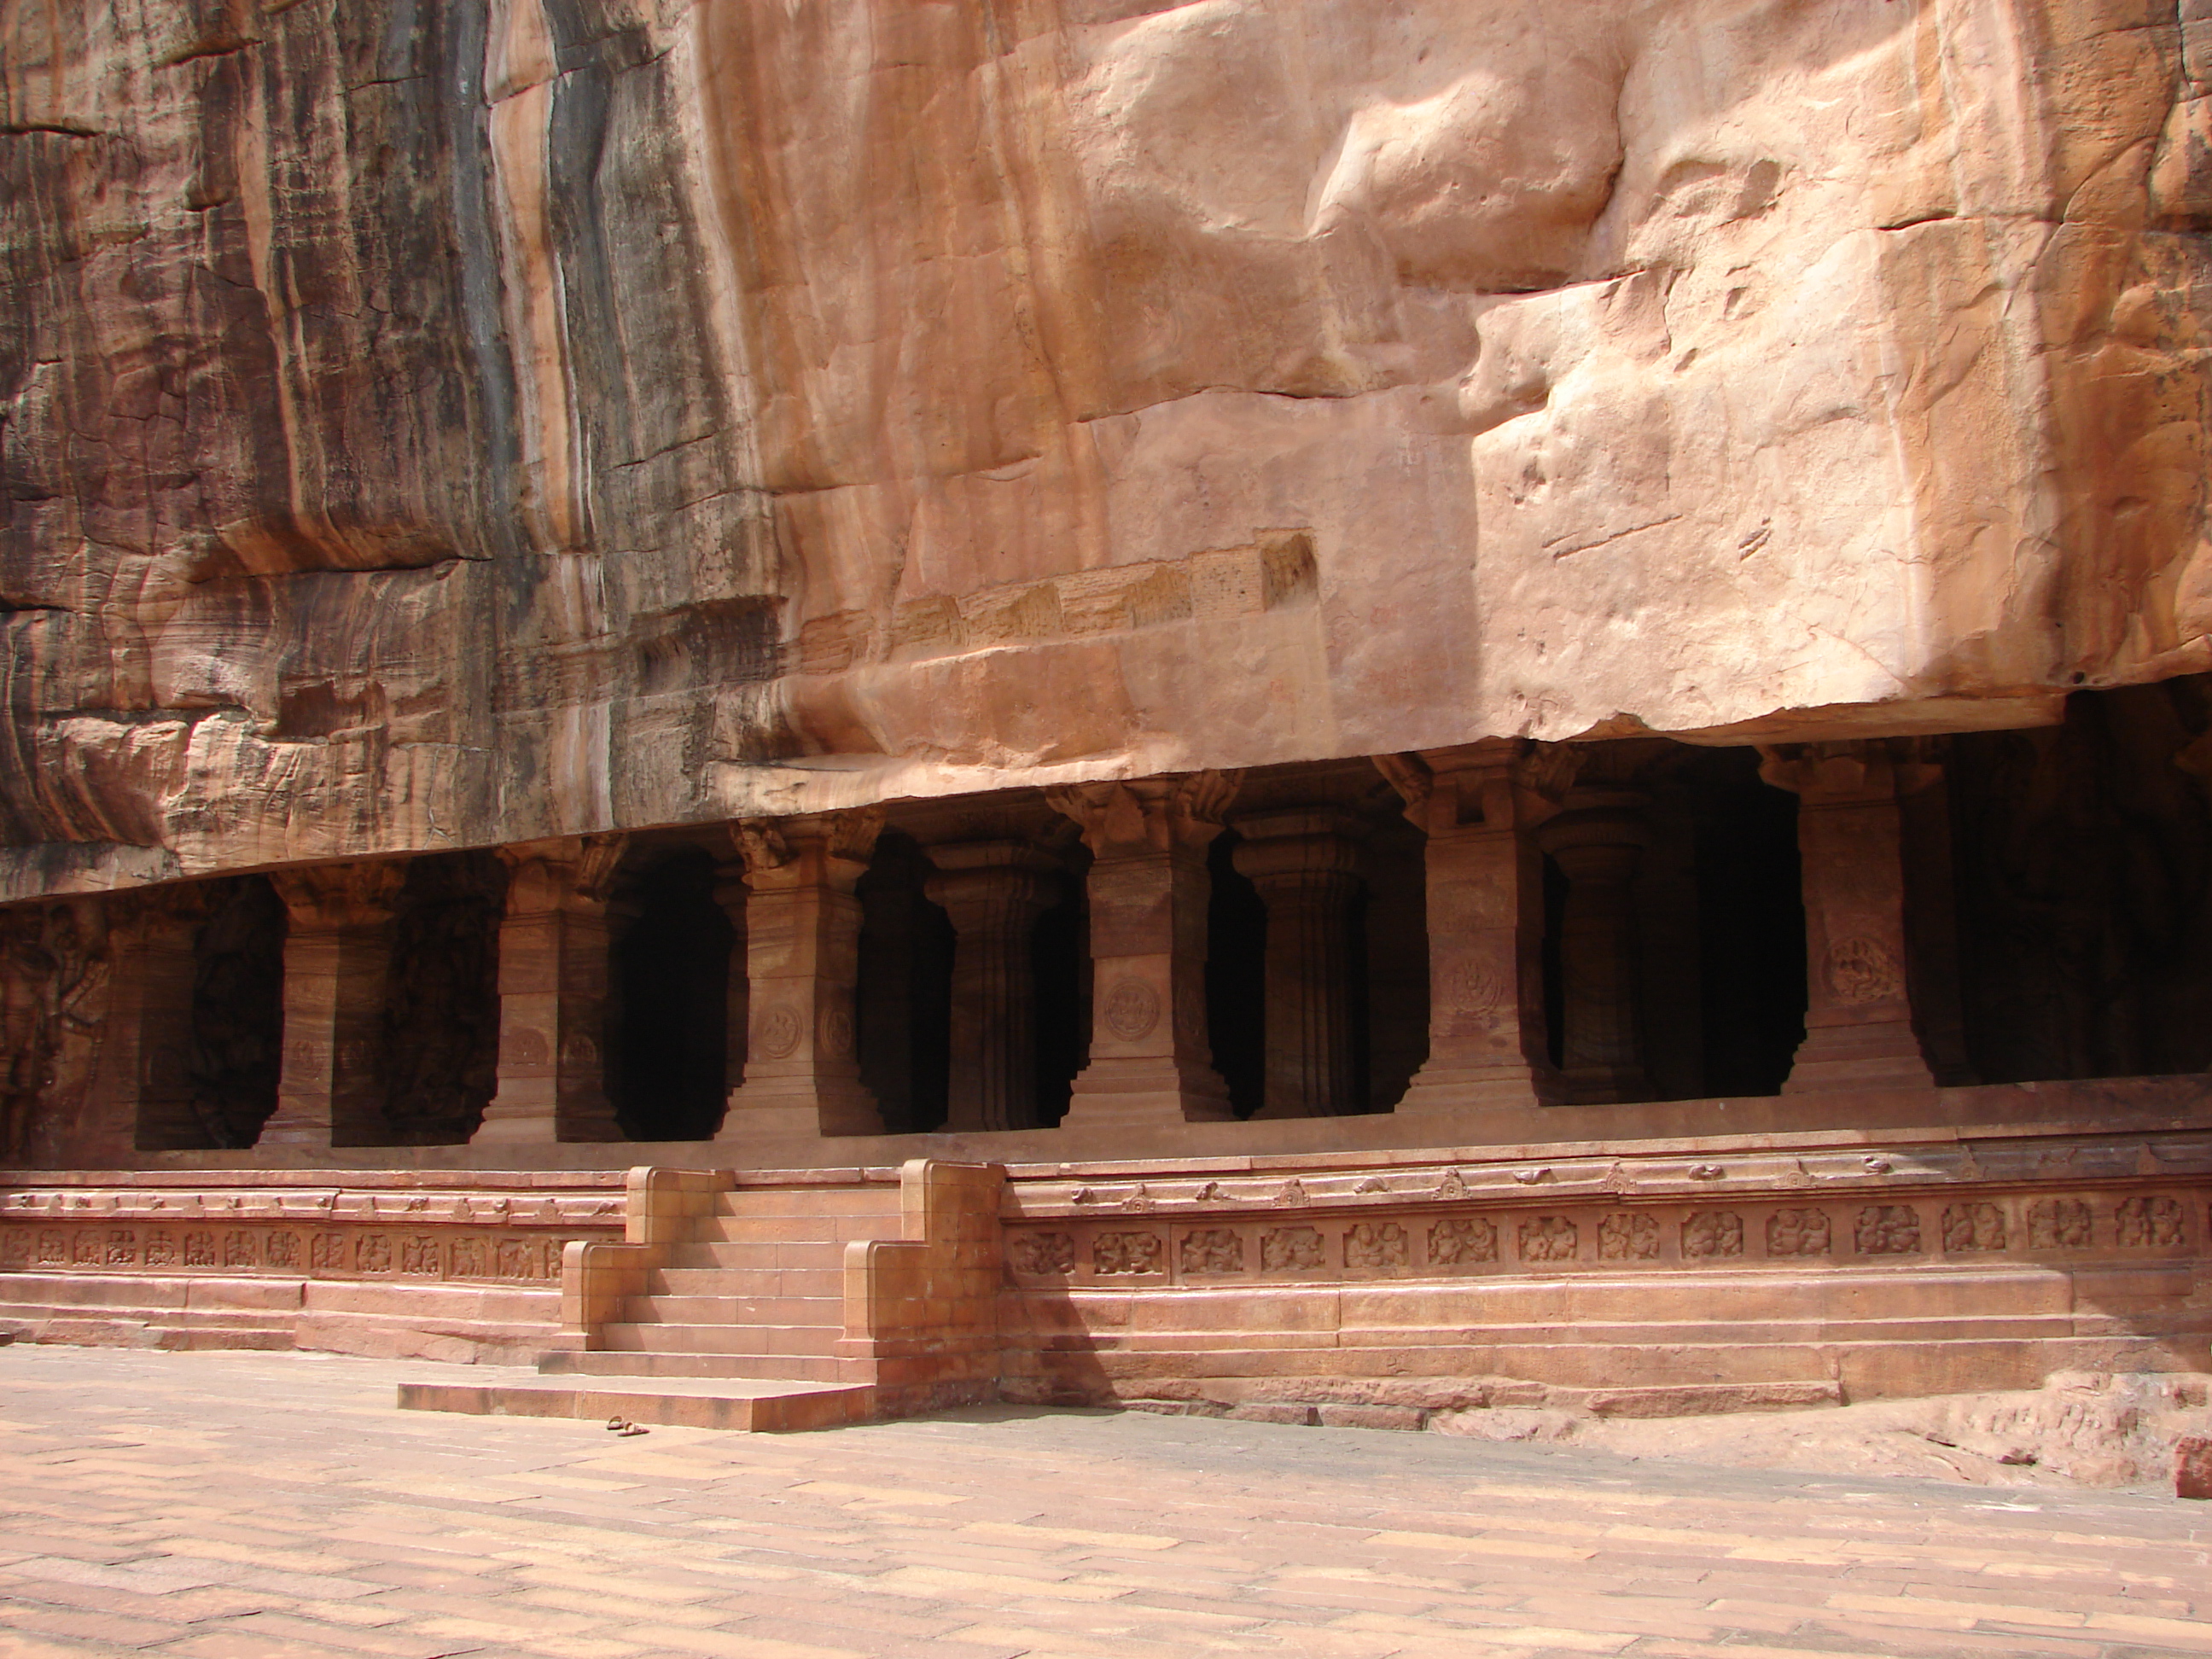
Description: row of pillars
124,737,1946,1151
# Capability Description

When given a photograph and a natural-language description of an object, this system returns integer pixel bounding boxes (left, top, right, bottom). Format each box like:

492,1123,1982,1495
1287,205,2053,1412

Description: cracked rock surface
4,0,2211,894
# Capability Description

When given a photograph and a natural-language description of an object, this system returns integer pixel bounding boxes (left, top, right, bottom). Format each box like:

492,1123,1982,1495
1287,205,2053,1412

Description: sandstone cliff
3,0,2210,896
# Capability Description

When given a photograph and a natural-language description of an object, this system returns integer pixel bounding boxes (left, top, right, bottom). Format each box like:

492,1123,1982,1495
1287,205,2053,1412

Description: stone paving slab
1,1346,2208,1658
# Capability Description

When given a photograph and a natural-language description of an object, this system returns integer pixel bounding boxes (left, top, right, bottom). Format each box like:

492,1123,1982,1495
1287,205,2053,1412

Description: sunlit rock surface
3,0,2209,895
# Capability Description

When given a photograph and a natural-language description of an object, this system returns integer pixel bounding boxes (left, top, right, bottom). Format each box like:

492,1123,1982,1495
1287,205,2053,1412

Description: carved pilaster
261,862,407,1148
1760,741,1939,1092
1382,741,1575,1118
475,835,626,1146
719,808,885,1142
925,841,1062,1132
1231,810,1365,1119
1046,772,1239,1132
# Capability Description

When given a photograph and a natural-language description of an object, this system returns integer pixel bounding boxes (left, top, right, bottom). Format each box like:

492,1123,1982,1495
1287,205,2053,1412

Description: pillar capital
1046,771,1240,859
269,861,406,932
497,834,627,916
1377,740,1579,839
1756,739,1941,804
732,808,882,893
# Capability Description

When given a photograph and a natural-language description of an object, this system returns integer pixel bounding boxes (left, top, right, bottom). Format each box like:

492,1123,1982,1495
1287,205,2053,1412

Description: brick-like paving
2,1347,2208,1659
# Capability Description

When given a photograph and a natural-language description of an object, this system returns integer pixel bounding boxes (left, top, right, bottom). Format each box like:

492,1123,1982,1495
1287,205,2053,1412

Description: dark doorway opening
1032,849,1089,1127
1206,832,1267,1119
381,852,506,1144
608,847,734,1140
1691,750,1807,1097
186,876,288,1149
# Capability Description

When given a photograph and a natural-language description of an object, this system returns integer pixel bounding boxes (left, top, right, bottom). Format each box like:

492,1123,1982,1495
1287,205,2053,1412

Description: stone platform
5,1104,2209,1431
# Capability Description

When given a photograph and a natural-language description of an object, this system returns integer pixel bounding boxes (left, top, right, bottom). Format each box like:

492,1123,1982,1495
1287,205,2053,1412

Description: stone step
602,1320,841,1358
666,1241,849,1272
399,1373,875,1433
693,1214,898,1244
714,1188,900,1220
647,1265,843,1298
542,1349,854,1382
624,1293,841,1326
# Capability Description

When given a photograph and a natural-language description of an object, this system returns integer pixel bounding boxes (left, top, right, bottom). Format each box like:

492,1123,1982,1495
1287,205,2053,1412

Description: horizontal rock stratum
3,0,2209,895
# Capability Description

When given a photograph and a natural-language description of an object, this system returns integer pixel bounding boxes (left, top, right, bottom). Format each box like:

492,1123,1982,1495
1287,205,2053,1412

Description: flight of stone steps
402,1169,983,1433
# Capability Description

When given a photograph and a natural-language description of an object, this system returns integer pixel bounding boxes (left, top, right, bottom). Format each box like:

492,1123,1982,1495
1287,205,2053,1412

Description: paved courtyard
0,1347,2208,1659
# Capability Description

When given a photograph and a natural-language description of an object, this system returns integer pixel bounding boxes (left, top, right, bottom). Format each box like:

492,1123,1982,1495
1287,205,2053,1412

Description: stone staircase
399,1161,1004,1432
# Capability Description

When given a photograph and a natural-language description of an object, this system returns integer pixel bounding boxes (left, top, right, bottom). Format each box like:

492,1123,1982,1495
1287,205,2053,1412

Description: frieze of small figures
0,1220,597,1284
994,1187,2208,1286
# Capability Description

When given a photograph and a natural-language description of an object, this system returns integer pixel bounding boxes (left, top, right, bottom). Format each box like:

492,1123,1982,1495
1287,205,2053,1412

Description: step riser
626,1295,841,1324
400,1380,876,1432
648,1267,843,1297
603,1322,841,1357
667,1243,849,1271
694,1218,900,1244
715,1190,900,1219
551,1351,855,1382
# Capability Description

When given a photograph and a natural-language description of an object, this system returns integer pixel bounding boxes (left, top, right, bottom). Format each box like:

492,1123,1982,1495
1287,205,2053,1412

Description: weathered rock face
4,0,2211,896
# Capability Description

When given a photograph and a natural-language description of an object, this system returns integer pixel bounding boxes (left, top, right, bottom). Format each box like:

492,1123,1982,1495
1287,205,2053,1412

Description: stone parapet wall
0,1171,624,1360
995,1128,2212,1412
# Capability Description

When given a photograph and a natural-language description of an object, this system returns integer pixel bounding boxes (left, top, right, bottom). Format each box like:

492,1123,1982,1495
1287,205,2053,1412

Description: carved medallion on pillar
474,835,627,1146
1231,810,1365,1119
719,808,886,1142
1046,772,1240,1132
925,841,1062,1132
1760,741,1940,1092
1380,741,1575,1118
261,862,408,1149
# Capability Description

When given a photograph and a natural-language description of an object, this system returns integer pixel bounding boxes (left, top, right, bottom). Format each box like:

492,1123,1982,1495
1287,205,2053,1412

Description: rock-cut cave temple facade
0,0,2209,1418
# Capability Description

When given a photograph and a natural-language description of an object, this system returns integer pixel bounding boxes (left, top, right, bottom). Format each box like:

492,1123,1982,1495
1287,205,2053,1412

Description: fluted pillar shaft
1232,811,1364,1118
260,863,405,1148
1048,774,1238,1132
719,810,884,1141
926,841,1060,1132
475,835,625,1145
1540,799,1654,1104
1761,742,1938,1092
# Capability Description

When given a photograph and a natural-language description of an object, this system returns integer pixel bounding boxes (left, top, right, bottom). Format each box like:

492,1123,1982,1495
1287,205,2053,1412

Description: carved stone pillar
114,887,217,1152
1047,774,1238,1132
1761,742,1939,1092
1381,742,1571,1116
1540,795,1655,1105
925,841,1061,1132
474,835,626,1146
719,809,884,1141
713,859,751,1097
1231,810,1365,1118
260,863,406,1148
